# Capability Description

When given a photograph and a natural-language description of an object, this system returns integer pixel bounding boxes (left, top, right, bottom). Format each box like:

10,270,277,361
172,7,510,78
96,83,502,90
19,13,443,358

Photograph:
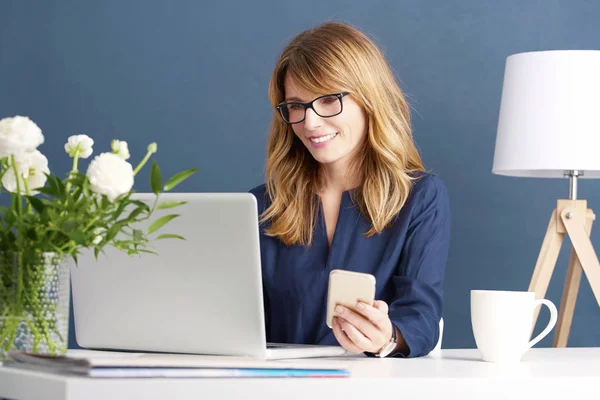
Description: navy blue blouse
249,172,451,358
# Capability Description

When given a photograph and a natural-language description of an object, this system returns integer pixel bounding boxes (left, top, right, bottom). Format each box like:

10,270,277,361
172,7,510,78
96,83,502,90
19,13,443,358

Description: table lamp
492,50,600,347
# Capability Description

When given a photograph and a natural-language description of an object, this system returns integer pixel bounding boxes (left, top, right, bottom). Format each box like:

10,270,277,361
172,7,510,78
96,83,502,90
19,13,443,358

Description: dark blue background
2,0,599,349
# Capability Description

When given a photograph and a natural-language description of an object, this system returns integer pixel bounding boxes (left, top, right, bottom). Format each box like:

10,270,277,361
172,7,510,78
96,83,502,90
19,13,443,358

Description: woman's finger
353,302,389,331
332,317,364,354
335,305,381,340
338,318,374,351
373,300,389,315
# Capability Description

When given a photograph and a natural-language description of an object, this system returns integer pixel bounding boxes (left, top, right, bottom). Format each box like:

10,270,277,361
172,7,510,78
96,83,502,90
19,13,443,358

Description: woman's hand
331,300,396,354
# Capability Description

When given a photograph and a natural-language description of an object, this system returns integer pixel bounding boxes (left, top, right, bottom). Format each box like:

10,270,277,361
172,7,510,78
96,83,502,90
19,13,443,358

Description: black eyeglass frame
276,92,350,124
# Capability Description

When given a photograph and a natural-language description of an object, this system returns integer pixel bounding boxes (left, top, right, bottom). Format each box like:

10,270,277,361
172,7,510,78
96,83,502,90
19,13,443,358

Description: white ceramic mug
471,290,558,363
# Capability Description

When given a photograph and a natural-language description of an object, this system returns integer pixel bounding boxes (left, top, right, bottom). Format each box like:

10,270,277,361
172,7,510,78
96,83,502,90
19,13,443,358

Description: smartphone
326,269,376,328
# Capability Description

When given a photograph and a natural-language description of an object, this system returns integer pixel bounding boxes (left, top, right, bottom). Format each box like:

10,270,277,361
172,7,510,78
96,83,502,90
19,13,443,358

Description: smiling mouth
309,133,338,143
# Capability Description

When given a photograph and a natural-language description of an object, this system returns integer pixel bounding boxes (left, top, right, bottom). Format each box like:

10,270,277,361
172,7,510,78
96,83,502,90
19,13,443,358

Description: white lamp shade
492,50,600,178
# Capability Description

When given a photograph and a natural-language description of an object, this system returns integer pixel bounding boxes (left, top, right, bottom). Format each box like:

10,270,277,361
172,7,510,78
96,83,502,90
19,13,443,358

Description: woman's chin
311,153,343,165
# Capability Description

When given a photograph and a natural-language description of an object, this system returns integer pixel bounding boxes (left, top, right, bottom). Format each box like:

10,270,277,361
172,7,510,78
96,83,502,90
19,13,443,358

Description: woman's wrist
371,324,408,358
391,325,408,355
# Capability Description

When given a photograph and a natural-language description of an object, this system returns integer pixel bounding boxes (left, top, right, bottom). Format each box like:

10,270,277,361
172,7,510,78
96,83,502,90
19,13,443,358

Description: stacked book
5,350,351,378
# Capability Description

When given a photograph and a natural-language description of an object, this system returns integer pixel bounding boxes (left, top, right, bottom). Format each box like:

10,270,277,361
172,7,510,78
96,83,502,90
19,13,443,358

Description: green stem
83,216,101,232
23,177,31,196
41,319,55,353
0,162,7,194
57,241,76,254
6,157,27,354
22,275,47,353
1,268,23,354
23,178,32,214
48,315,65,344
1,318,20,354
0,316,18,352
3,256,65,356
32,326,41,352
10,155,27,256
16,253,23,315
2,253,26,353
0,253,21,352
10,155,22,217
133,150,152,177
51,153,81,250
65,154,79,194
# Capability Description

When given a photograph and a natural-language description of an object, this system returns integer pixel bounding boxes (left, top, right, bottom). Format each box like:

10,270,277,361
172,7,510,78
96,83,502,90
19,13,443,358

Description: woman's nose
303,107,323,130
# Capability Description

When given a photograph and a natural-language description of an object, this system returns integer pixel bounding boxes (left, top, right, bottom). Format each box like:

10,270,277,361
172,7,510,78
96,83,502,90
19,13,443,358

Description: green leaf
156,200,187,210
101,195,110,210
4,209,16,225
156,233,185,240
130,200,151,213
71,186,83,202
46,208,60,222
114,240,137,248
132,229,143,242
126,206,147,222
63,221,77,232
137,249,159,255
148,214,179,234
47,177,60,197
112,197,131,219
36,187,57,198
106,222,124,242
26,228,37,241
67,231,87,245
27,196,46,214
0,206,8,216
55,175,66,199
150,161,162,195
163,168,198,191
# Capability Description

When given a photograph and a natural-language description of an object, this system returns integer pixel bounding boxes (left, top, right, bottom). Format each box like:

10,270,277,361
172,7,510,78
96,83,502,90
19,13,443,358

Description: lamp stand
528,171,600,346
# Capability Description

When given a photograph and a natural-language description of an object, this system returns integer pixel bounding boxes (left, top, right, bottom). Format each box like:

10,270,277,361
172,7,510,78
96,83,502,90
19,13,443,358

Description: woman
250,22,451,358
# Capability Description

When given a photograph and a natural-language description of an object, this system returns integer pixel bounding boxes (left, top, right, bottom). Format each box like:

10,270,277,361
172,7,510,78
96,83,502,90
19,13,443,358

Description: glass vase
0,252,70,360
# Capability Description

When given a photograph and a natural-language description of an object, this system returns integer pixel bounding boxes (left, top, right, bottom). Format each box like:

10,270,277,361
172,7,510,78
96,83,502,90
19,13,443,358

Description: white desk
1,348,599,400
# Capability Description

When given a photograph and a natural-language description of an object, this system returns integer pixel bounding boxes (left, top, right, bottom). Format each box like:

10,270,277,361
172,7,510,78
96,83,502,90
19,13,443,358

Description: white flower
111,139,130,160
1,150,49,195
92,227,106,245
86,152,134,202
0,116,44,159
64,134,94,159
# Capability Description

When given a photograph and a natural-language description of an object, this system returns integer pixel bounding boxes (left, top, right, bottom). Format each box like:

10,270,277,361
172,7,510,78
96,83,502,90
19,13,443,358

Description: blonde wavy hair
261,21,425,246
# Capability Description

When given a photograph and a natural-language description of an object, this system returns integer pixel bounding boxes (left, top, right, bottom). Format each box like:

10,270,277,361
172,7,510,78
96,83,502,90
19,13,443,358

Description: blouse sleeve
387,175,451,358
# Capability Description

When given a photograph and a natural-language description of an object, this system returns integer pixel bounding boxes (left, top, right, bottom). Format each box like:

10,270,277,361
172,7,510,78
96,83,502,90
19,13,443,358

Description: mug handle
527,299,558,349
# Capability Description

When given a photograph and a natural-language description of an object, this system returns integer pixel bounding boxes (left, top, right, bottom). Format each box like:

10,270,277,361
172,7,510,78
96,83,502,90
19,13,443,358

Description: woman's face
283,75,367,168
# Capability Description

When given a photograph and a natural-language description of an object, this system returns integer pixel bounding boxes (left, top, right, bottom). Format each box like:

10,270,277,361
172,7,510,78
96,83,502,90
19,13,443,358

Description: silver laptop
70,192,347,360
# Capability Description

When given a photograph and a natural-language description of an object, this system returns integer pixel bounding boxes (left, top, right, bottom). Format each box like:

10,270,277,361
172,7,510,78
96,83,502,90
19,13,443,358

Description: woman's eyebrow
284,96,304,102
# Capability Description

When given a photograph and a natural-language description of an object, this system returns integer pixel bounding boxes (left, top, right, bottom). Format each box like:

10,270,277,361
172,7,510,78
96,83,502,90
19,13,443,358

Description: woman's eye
319,96,338,104
288,103,304,111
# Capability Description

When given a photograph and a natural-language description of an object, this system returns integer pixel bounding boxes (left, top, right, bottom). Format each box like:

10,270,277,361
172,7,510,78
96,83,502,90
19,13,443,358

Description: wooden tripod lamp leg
529,210,565,329
561,208,600,307
553,209,595,347
527,200,599,347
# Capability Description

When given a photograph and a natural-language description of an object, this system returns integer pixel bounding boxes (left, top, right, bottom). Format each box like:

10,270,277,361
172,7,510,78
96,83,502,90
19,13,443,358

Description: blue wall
2,0,600,350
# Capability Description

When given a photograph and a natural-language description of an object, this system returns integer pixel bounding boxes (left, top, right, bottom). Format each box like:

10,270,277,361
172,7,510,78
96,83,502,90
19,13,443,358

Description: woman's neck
319,162,360,194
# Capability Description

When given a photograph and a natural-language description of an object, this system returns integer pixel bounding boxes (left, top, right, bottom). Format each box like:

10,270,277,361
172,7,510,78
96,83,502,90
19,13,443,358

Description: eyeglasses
276,92,350,124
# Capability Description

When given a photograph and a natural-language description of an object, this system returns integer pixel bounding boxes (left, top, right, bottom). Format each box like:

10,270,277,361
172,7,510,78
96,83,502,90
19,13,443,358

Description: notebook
7,350,350,378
